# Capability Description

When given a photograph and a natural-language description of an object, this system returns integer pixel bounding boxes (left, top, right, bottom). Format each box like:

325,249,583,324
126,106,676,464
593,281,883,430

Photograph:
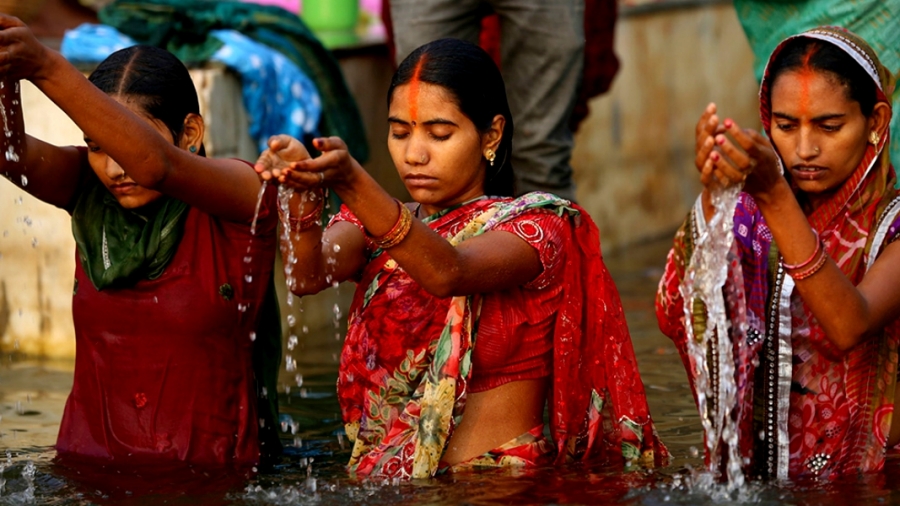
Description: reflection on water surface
1,239,899,504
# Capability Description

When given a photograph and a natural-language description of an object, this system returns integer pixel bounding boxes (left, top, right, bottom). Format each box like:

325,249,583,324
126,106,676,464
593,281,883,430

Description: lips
110,182,138,194
403,174,438,186
791,165,828,180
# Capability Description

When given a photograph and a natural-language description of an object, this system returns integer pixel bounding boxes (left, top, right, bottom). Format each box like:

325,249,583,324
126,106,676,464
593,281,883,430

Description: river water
1,238,899,505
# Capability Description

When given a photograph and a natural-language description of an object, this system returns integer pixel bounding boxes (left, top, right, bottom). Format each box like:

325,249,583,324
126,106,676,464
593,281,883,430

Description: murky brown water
2,238,900,504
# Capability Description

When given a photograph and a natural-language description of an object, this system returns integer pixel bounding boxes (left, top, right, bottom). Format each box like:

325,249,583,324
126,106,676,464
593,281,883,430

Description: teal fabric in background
733,0,900,170
100,0,370,163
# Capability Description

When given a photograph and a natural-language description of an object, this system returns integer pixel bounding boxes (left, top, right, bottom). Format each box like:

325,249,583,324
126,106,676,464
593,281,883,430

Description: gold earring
486,149,496,167
869,131,881,145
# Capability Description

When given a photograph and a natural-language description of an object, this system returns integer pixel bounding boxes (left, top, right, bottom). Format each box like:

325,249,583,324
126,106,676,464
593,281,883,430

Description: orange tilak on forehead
797,45,820,117
408,57,426,124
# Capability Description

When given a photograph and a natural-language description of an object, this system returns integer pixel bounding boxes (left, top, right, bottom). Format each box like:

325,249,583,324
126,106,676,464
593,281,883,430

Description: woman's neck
417,194,488,219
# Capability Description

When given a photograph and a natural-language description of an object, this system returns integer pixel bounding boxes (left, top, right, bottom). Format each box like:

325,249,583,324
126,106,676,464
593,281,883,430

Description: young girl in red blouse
256,38,667,479
0,15,280,468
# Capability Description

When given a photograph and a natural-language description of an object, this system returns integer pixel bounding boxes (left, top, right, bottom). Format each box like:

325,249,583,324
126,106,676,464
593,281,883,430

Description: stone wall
572,1,759,251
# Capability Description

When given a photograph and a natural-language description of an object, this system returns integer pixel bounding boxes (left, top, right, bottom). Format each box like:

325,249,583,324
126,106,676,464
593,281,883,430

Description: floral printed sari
657,27,900,480
335,192,668,479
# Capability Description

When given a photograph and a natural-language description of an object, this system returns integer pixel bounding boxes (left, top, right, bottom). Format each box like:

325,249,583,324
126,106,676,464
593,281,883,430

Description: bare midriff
440,378,549,466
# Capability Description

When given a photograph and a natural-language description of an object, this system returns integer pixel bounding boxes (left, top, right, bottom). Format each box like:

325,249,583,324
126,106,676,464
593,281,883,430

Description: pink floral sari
657,27,900,479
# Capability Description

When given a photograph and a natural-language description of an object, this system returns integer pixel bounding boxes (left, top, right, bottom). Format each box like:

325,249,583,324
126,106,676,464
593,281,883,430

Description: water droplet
243,256,252,264
153,296,158,303
249,331,257,342
244,274,253,283
295,374,303,387
20,175,27,186
332,244,341,253
287,335,298,350
286,315,296,327
5,146,19,162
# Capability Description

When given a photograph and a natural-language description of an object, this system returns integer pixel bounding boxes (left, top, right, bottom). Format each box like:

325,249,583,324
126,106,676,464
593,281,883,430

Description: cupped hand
0,15,53,82
255,134,312,183
710,118,781,196
277,136,357,191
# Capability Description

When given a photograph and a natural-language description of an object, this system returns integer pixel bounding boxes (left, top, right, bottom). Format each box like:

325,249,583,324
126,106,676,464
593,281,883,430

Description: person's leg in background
389,0,484,64
492,0,584,201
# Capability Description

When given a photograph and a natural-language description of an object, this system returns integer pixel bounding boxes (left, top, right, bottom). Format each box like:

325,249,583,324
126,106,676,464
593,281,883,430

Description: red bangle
789,249,828,281
781,230,822,271
281,191,325,232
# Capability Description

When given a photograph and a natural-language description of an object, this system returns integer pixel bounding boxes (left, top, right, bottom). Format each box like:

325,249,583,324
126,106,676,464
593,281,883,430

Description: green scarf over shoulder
71,178,189,290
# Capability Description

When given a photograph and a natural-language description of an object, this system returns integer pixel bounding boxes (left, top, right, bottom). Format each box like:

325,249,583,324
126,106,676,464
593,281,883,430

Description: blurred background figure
383,0,619,201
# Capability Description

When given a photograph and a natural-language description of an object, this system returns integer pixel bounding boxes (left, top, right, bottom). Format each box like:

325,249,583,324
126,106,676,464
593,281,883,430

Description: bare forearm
333,165,469,297
30,50,176,189
753,180,870,351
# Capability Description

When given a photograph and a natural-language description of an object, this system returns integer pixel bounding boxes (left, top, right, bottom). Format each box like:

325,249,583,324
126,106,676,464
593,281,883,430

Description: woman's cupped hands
254,134,356,191
0,14,53,82
695,103,781,197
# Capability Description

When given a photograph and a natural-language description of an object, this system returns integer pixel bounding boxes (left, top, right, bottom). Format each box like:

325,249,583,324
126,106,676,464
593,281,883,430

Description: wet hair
388,38,515,197
768,37,878,117
88,45,205,155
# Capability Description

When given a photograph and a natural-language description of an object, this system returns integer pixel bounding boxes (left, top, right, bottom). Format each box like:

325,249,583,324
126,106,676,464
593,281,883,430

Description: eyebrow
388,116,459,127
773,112,846,122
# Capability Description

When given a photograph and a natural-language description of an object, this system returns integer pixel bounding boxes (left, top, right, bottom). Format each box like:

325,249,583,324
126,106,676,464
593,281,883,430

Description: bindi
408,57,426,124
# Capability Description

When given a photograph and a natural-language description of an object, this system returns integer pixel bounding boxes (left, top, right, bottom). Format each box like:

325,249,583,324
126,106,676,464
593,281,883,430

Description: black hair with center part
769,37,878,117
388,38,515,197
88,45,205,155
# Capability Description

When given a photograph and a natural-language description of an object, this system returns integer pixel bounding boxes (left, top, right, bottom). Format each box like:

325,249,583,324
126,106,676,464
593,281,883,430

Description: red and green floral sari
333,192,668,479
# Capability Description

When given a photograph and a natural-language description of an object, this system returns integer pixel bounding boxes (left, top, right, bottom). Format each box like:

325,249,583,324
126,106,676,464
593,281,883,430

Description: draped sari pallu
657,27,900,480
335,192,668,479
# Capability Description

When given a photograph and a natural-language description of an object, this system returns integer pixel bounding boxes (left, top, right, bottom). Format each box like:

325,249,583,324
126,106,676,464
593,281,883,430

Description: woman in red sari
257,38,667,479
657,27,900,479
0,16,281,469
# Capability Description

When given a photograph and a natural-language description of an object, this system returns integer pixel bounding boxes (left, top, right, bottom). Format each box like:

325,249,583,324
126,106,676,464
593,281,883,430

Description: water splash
679,184,748,493
0,81,20,163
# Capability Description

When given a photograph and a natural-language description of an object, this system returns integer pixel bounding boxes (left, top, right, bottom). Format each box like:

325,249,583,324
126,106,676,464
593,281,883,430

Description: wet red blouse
57,185,278,466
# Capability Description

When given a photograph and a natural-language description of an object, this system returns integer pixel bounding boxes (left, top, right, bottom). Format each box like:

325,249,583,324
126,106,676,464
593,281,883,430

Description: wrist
30,48,63,86
749,177,791,208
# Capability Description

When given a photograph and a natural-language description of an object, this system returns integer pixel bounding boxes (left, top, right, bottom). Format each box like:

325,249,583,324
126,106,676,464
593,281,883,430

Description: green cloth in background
100,0,370,163
733,0,900,169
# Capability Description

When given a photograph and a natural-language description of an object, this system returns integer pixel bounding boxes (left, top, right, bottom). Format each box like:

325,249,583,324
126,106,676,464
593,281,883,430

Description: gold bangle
368,200,412,249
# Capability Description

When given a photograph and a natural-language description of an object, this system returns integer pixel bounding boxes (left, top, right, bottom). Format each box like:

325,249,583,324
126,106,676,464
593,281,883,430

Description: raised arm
0,76,87,208
257,135,542,298
710,118,900,353
0,16,262,222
